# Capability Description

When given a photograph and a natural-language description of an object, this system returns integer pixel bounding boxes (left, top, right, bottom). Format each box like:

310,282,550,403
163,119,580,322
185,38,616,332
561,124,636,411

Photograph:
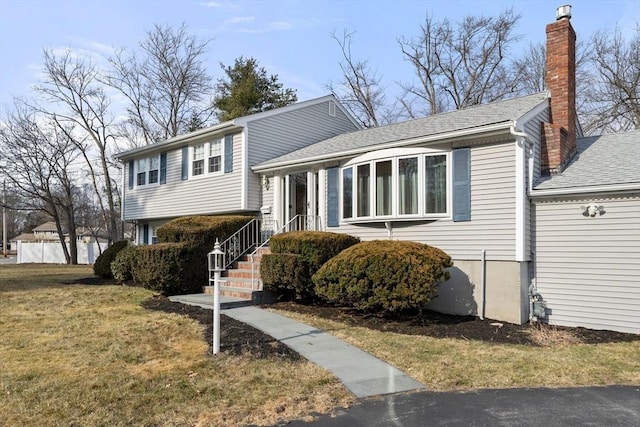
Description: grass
0,264,352,426
269,308,640,391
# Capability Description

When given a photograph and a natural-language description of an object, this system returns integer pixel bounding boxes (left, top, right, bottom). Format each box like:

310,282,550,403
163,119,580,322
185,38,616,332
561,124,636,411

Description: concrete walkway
169,294,425,398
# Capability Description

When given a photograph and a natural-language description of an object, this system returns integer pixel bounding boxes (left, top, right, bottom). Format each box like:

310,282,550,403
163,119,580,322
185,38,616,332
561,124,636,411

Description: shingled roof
534,129,640,191
254,92,548,171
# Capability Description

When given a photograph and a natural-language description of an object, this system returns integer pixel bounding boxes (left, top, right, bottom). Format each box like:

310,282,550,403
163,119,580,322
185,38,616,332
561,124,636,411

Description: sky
0,0,638,117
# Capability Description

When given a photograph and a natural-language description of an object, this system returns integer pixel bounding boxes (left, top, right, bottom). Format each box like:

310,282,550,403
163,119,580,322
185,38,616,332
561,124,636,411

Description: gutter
252,121,514,173
530,183,640,198
116,122,240,161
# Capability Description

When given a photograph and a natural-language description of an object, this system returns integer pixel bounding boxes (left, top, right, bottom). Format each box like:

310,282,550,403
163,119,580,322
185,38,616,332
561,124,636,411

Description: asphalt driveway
285,386,640,426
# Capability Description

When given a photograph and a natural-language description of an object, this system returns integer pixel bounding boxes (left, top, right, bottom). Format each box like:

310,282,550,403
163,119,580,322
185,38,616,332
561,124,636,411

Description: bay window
341,148,451,222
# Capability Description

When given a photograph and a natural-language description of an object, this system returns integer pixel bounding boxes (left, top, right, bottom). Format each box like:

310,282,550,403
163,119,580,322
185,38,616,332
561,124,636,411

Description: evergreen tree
214,57,297,121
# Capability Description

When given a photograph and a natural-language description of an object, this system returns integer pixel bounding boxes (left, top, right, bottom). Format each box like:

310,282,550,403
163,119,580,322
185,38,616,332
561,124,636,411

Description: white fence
16,241,109,264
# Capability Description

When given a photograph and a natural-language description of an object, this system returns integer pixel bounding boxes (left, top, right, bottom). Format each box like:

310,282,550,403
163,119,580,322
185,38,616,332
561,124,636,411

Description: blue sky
0,0,638,116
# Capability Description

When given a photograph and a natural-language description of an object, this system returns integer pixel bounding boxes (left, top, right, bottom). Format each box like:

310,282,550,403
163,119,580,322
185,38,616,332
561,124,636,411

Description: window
208,138,222,173
151,226,158,244
148,156,159,184
342,167,353,219
398,157,418,215
136,158,147,186
342,148,451,222
357,164,370,217
376,160,392,216
192,144,205,176
426,155,447,213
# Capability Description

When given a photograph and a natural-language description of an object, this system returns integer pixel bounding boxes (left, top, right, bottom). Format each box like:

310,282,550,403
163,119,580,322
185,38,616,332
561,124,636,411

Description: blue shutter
128,160,134,189
181,147,188,180
224,134,233,173
142,224,149,245
160,152,167,184
452,148,471,222
327,167,339,227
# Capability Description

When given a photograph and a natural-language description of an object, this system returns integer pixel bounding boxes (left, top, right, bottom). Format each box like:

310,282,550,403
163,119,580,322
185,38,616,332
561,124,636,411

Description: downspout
480,249,486,320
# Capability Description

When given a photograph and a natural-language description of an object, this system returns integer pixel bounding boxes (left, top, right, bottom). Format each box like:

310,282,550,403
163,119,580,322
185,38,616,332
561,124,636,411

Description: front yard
0,264,350,426
1,264,638,426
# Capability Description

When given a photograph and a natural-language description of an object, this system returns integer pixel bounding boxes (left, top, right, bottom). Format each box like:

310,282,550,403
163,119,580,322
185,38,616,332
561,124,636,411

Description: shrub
261,253,310,301
269,231,360,271
111,245,138,284
313,240,452,314
93,240,129,278
157,215,253,247
133,242,207,295
262,231,360,303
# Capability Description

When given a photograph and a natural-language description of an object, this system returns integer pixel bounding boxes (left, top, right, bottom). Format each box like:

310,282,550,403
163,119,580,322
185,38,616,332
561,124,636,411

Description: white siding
533,195,640,333
123,133,245,221
328,141,519,261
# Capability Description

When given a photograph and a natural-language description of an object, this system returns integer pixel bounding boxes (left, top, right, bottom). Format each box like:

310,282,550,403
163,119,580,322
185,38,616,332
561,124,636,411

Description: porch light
208,239,225,355
261,175,270,190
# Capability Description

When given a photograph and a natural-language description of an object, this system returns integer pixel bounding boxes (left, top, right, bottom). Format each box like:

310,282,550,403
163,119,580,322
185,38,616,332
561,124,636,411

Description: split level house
118,6,640,334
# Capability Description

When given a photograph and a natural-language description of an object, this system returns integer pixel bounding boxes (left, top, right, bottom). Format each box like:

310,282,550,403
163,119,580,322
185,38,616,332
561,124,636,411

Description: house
116,95,362,245
119,6,639,334
253,6,639,333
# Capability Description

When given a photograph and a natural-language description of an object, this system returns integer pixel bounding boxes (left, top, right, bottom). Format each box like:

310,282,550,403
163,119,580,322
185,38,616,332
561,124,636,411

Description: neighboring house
12,222,107,244
119,7,639,334
116,95,362,245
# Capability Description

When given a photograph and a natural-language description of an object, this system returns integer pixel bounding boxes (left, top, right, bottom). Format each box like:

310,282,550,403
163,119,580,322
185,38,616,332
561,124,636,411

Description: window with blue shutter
160,152,167,184
224,134,233,173
128,160,134,189
327,167,339,227
181,147,188,180
452,148,471,222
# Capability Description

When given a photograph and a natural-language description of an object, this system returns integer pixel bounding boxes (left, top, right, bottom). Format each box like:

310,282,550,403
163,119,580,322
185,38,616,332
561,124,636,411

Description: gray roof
254,92,548,170
534,129,640,190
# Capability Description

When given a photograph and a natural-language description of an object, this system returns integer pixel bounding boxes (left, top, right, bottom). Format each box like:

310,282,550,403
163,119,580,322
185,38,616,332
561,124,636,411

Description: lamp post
208,239,225,355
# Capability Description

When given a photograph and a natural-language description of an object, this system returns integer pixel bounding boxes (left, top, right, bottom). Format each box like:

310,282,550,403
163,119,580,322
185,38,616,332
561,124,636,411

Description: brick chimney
541,5,577,175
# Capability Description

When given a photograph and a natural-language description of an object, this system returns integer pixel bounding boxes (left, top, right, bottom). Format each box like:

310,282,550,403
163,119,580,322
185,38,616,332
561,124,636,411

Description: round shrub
111,245,138,283
261,253,310,301
156,215,253,247
93,240,129,278
313,240,452,314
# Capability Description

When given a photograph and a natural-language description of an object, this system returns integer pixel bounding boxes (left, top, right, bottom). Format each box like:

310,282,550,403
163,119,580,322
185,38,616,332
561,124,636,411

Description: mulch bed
68,277,639,351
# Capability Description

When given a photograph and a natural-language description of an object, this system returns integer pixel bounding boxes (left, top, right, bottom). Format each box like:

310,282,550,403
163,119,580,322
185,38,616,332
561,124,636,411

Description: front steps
203,247,270,303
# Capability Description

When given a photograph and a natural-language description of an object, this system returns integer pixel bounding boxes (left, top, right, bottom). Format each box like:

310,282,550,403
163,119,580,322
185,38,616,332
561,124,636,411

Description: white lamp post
208,239,225,355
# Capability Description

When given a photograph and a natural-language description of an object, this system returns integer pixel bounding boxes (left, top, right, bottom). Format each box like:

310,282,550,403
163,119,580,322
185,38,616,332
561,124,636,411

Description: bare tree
328,29,396,127
398,8,522,117
581,25,640,134
107,23,214,145
34,48,121,244
0,100,80,263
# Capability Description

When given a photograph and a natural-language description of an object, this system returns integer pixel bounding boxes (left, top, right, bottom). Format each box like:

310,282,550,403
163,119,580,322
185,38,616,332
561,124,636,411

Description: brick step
226,270,258,279
224,277,258,289
235,260,261,270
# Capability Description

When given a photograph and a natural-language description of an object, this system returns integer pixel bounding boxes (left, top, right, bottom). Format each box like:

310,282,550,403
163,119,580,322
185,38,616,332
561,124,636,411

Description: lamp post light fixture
208,239,226,355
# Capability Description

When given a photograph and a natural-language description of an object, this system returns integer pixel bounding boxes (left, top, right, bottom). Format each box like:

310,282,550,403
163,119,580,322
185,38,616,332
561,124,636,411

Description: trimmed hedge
261,231,360,302
157,215,253,247
313,240,452,314
93,240,129,278
260,253,310,301
132,242,207,295
111,245,138,284
269,231,360,271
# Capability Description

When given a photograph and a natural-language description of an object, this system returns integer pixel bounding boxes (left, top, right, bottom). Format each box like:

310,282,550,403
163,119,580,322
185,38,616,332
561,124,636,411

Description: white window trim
341,148,451,223
134,155,161,189
189,138,225,179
